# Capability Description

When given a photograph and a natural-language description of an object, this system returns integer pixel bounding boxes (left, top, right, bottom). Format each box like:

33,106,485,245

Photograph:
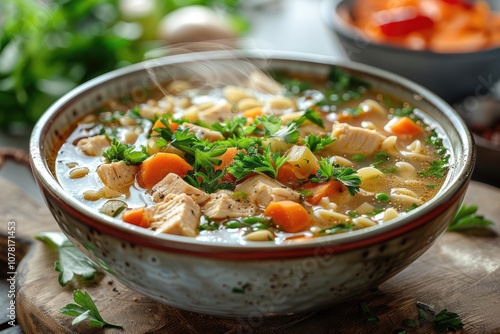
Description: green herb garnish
319,223,353,235
256,115,300,144
310,158,361,196
448,204,493,231
402,319,418,328
211,117,247,138
375,193,390,202
419,129,449,178
102,138,148,165
198,216,220,232
293,108,325,128
359,301,380,325
228,143,288,181
302,133,335,153
433,309,463,332
225,216,272,230
36,232,97,287
60,290,122,329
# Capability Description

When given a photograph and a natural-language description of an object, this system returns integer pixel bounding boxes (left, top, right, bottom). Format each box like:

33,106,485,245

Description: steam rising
143,44,283,101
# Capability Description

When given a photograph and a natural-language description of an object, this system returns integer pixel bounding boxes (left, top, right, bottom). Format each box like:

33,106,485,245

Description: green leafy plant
36,232,97,287
0,0,247,132
60,290,122,329
448,204,493,231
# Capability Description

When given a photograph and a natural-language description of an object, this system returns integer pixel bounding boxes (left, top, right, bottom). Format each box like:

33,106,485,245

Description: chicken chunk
182,123,224,142
97,161,138,192
77,135,110,156
151,194,200,237
150,173,210,205
330,123,386,155
234,175,300,210
202,190,257,219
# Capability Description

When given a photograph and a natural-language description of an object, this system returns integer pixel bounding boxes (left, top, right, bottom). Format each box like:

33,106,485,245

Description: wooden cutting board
2,177,499,334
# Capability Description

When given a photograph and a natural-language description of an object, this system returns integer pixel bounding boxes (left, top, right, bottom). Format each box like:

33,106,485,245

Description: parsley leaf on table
36,232,97,287
60,290,122,329
433,309,464,332
448,204,494,231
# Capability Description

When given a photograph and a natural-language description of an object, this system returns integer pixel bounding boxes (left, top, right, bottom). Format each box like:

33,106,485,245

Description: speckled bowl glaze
322,0,500,104
30,50,475,318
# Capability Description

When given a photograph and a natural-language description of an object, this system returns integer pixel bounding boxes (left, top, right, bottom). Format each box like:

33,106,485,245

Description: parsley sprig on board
37,232,123,328
360,300,464,333
60,290,122,329
448,204,493,231
35,232,97,287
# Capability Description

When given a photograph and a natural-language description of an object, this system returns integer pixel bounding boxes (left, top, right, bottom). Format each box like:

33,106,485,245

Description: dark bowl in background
455,96,500,187
322,0,500,186
321,0,500,104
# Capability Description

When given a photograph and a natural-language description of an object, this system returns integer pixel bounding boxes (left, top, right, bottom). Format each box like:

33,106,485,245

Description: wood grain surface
1,177,499,334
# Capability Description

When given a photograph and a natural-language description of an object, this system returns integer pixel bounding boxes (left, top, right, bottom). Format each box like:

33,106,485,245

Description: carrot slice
151,118,179,135
277,162,309,186
214,147,239,171
300,180,344,205
243,107,263,119
264,201,311,233
388,116,423,136
136,152,193,188
122,207,150,228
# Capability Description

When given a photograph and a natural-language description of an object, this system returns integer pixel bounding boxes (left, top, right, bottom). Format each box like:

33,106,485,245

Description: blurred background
1,0,499,203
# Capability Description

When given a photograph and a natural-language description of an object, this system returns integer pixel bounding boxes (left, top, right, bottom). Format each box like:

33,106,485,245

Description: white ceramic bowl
30,50,475,317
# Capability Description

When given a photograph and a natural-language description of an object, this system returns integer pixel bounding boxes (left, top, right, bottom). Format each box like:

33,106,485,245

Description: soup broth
55,66,449,244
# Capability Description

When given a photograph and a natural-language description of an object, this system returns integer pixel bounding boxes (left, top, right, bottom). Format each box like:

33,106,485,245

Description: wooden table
1,177,499,334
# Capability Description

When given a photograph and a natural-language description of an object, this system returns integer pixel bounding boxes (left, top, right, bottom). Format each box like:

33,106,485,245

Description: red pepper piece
377,7,435,37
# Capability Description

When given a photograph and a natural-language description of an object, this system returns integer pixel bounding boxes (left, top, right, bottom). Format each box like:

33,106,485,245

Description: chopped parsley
254,115,300,143
302,133,335,153
198,216,220,232
225,216,272,230
293,108,325,128
228,143,288,181
419,129,449,178
319,223,353,235
309,158,361,196
102,138,148,165
273,75,311,95
211,117,247,138
316,67,370,107
392,106,416,118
